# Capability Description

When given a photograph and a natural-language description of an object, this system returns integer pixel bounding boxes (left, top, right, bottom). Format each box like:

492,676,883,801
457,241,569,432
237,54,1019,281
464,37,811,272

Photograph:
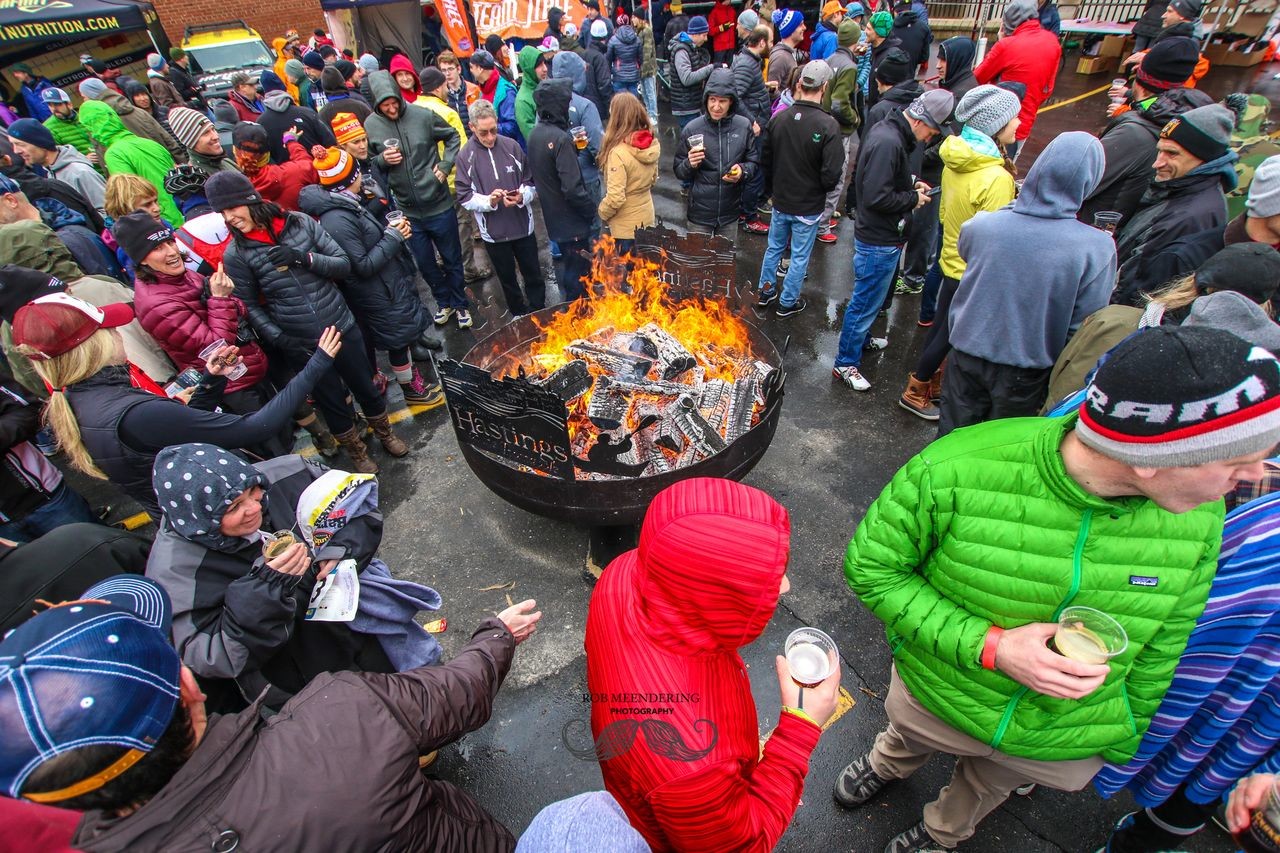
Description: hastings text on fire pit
439,231,786,535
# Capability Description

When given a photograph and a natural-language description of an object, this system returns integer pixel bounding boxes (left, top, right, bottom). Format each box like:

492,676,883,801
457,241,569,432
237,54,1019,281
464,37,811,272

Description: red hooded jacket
389,54,422,102
585,478,821,853
974,19,1062,141
244,140,318,211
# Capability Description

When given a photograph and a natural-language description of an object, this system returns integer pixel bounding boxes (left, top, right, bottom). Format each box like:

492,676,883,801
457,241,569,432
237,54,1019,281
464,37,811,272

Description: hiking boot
833,365,871,391
756,285,777,308
368,412,410,457
884,821,946,853
743,218,770,234
400,368,445,408
928,365,944,403
757,200,773,216
865,336,889,351
833,754,892,807
432,306,455,326
776,297,808,317
334,426,379,474
455,309,474,329
301,417,340,458
817,229,838,244
899,376,939,421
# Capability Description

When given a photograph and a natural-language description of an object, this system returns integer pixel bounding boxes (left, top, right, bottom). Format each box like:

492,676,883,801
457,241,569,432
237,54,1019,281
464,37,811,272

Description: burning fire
498,239,773,479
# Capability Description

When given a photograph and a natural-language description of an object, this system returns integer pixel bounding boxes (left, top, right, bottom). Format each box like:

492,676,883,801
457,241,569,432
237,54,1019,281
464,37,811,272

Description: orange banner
437,0,479,56
471,0,585,42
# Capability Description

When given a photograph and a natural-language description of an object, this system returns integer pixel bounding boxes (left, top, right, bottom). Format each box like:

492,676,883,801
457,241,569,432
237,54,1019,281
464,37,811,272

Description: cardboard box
1204,41,1270,67
1232,10,1274,38
1096,34,1133,58
1076,55,1113,74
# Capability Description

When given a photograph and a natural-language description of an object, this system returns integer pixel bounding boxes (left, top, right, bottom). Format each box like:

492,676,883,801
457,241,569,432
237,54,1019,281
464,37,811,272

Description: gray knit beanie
1247,156,1280,219
358,53,379,74
283,58,305,82
955,84,1021,138
77,77,108,100
1002,0,1038,33
166,107,213,149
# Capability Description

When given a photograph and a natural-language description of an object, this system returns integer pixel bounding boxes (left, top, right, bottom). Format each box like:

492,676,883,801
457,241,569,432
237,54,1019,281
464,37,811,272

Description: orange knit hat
311,145,357,189
330,112,366,146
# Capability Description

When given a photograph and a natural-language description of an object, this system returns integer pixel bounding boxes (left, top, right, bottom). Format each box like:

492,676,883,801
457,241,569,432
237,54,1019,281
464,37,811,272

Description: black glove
266,245,305,268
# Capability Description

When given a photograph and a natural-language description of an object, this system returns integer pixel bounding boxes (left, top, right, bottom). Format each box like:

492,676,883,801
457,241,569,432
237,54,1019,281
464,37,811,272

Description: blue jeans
919,258,944,323
613,80,639,95
0,482,96,543
639,76,658,122
406,207,468,309
758,211,821,307
835,240,902,368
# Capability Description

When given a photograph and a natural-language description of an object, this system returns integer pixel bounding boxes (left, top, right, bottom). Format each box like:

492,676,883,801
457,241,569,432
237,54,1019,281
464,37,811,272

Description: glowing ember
497,239,772,479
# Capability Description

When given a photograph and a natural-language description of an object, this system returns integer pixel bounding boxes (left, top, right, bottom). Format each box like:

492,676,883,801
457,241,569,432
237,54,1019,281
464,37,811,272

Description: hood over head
939,37,977,89
259,69,287,95
78,99,132,148
615,24,638,43
635,478,790,653
534,78,573,127
894,9,919,25
1014,130,1105,219
552,50,589,94
153,444,267,552
1143,86,1214,126
703,66,737,112
263,90,294,112
367,69,403,112
0,219,84,281
388,54,420,98
518,45,544,91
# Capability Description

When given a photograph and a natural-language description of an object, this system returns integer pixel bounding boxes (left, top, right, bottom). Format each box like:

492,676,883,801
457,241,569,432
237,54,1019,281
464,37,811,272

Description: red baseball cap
12,293,134,361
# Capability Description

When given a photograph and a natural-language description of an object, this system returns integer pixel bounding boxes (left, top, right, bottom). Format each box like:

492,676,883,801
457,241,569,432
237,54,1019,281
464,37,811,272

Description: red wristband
981,626,1004,671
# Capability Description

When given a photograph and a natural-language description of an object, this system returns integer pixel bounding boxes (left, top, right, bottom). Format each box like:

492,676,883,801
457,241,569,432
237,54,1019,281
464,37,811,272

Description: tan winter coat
599,130,661,240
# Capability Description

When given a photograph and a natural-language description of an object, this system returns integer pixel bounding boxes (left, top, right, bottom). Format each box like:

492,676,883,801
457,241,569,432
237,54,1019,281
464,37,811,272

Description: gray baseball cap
905,89,956,130
799,59,834,88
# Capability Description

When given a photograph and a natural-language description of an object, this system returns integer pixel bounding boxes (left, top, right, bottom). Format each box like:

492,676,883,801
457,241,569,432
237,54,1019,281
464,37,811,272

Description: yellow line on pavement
759,686,857,754
1039,84,1110,113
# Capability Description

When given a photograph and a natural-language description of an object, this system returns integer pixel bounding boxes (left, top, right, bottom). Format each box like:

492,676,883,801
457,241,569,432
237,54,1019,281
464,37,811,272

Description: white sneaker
455,309,473,329
833,365,871,391
432,307,454,326
865,336,889,351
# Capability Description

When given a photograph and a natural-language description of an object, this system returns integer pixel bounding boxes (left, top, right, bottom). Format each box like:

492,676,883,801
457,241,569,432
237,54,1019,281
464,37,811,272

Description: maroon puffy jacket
132,268,268,393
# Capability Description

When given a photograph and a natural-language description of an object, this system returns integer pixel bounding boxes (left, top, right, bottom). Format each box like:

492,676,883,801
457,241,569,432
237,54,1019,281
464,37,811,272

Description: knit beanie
284,58,305,82
166,107,213,150
1195,243,1280,305
312,145,358,190
420,66,446,94
687,16,709,34
146,53,165,71
7,119,55,152
485,34,506,54
1247,156,1280,219
954,84,1021,137
738,9,759,30
211,99,240,126
336,59,357,81
1076,325,1280,467
358,53,380,74
303,51,325,71
1002,0,1038,33
169,47,186,61
204,170,262,211
1159,104,1233,164
905,89,955,130
846,1,866,17
320,66,346,94
1169,0,1203,20
1183,292,1280,354
997,80,1028,103
331,111,367,145
77,78,107,100
775,9,803,38
837,19,861,47
590,18,608,38
112,212,173,266
1136,36,1199,91
259,69,287,95
0,264,66,323
869,10,893,36
875,47,912,85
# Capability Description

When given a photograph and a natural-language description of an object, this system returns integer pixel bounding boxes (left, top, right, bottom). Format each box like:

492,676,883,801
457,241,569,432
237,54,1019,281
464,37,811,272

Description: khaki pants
869,667,1103,848
454,196,489,279
821,131,860,226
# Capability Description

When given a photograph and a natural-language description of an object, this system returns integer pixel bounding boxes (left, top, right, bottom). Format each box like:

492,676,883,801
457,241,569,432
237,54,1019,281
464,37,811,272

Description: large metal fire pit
450,302,786,528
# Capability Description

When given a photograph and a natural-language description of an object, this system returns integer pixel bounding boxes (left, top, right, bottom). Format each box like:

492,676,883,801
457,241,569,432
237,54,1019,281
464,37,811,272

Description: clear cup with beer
570,126,588,150
1053,606,1127,664
688,133,705,155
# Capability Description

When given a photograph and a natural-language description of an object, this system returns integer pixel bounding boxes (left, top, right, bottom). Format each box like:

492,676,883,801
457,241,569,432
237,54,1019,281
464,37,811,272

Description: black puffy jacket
673,69,760,228
528,80,597,243
667,36,712,116
223,212,355,349
730,47,771,126
297,185,428,351
891,10,933,69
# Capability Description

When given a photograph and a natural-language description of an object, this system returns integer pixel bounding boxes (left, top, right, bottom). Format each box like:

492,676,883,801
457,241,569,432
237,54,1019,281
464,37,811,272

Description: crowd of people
2,0,1280,851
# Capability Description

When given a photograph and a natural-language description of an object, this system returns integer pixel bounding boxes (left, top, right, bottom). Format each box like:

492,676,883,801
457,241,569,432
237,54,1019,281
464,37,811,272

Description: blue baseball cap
846,2,866,17
39,87,71,105
0,576,179,802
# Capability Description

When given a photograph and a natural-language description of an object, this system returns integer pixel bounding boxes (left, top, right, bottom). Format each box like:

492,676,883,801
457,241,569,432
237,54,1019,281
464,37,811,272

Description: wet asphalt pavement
73,49,1280,853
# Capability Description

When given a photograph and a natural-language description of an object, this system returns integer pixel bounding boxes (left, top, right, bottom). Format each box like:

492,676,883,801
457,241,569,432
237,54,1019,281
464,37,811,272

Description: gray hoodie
551,51,604,186
47,145,106,215
948,131,1118,369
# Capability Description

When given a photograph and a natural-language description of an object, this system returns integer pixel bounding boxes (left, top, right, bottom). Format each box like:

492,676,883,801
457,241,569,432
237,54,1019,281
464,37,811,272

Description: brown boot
368,413,410,457
299,414,339,457
333,427,379,474
899,375,940,421
928,364,945,404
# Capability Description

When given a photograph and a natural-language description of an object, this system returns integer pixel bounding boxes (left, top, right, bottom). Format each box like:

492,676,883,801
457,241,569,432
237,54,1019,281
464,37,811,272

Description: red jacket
0,796,79,852
132,268,268,393
585,478,821,853
707,0,737,52
974,20,1062,140
246,141,318,211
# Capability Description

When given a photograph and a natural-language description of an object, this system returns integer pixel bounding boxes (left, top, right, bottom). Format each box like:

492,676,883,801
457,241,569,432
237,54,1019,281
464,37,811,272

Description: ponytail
23,328,120,481
44,390,106,479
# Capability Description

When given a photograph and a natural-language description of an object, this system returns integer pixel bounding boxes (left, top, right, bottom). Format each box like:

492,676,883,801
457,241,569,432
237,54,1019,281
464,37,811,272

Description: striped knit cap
1076,326,1280,467
166,107,213,150
312,145,357,189
330,111,366,145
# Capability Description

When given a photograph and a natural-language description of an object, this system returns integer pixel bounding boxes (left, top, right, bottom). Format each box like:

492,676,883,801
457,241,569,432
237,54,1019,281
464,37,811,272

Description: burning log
535,359,592,402
586,377,632,430
725,375,759,442
607,375,693,398
638,322,697,379
566,341,653,379
674,395,727,455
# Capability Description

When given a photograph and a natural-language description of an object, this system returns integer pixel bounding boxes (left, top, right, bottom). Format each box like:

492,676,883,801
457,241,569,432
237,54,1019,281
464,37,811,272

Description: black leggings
912,275,960,382
1106,784,1216,853
290,325,385,434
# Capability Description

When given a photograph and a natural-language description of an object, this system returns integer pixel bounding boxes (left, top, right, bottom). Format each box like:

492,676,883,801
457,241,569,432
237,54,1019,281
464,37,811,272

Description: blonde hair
24,328,121,479
1147,273,1276,318
104,174,159,220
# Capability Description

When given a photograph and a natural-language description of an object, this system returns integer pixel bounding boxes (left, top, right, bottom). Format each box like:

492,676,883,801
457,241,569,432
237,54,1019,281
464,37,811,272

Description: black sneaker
775,297,807,317
833,754,892,808
884,821,946,853
756,285,777,308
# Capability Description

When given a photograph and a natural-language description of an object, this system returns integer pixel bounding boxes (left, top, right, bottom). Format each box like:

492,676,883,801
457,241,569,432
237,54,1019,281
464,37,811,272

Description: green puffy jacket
515,46,542,143
44,112,98,168
79,100,183,226
844,414,1221,764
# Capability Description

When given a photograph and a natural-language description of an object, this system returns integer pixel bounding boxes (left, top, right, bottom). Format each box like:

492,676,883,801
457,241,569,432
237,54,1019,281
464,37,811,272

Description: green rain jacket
79,100,183,226
515,46,543,143
844,414,1221,764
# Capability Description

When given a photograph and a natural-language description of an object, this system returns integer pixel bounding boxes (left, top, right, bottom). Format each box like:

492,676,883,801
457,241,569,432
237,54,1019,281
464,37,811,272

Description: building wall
148,0,326,49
